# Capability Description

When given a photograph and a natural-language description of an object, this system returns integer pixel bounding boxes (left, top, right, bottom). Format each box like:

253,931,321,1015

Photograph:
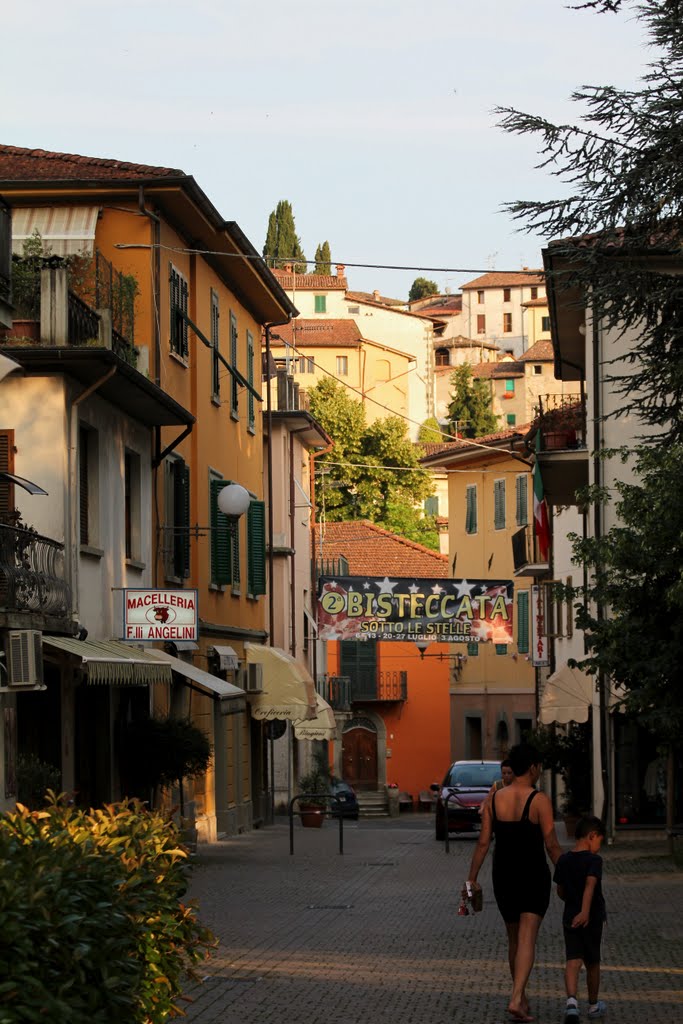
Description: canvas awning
539,665,595,725
143,648,246,715
244,643,317,722
11,206,100,256
293,692,337,741
208,644,240,672
42,636,172,686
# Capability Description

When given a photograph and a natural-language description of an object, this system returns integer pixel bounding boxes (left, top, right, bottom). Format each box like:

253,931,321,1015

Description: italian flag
533,431,550,562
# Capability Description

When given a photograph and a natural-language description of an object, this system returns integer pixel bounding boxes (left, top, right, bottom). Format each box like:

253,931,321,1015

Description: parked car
328,778,359,820
435,760,502,840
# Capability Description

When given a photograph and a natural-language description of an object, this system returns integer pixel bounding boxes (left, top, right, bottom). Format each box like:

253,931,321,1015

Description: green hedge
0,798,215,1023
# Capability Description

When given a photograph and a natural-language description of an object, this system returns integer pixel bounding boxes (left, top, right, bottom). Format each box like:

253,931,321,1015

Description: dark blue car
328,778,359,820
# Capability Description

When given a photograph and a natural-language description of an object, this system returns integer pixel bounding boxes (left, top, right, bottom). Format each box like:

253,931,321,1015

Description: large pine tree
447,365,499,438
262,200,307,274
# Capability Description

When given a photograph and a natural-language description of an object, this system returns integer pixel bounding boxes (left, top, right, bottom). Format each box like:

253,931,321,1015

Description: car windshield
446,764,501,788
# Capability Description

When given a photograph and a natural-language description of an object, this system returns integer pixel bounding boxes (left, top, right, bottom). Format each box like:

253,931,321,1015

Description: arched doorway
342,717,378,790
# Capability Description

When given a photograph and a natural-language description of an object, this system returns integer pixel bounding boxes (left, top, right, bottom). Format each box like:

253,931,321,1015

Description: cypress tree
262,200,307,274
313,241,331,275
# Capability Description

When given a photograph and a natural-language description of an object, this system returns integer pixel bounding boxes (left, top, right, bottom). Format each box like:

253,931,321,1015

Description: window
530,286,538,300
124,450,141,561
515,474,529,526
230,312,239,417
533,364,543,375
348,305,360,314
0,428,15,522
503,312,512,333
465,716,483,759
424,495,439,517
495,644,508,655
169,264,189,359
541,316,551,332
210,474,232,586
165,457,190,579
503,287,511,302
435,348,450,366
211,290,220,399
517,590,530,654
336,355,348,376
494,478,506,530
247,500,267,596
79,425,99,547
247,330,255,432
477,314,486,334
507,413,517,426
477,290,485,304
314,295,327,313
467,641,479,657
515,718,532,743
504,379,515,397
465,484,477,534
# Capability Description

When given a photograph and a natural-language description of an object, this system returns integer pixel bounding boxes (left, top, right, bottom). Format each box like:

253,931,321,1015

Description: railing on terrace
316,556,349,578
350,669,407,703
0,522,72,616
317,674,351,711
68,290,100,346
536,394,587,451
511,524,549,576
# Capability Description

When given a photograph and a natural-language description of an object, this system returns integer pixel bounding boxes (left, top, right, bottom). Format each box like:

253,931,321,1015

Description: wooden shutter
247,330,255,430
210,477,232,585
79,426,89,544
211,291,220,397
494,479,506,530
247,499,266,596
516,475,529,526
0,429,15,522
517,590,530,654
465,484,477,534
172,461,191,578
340,640,377,679
230,311,239,415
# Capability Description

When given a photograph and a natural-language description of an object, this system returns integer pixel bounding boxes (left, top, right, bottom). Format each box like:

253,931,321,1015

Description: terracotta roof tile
315,521,448,577
343,293,431,321
271,319,362,348
419,423,532,464
272,269,347,290
460,271,544,290
472,361,524,379
437,335,500,351
521,296,549,308
519,340,554,362
345,290,405,307
0,144,182,181
410,295,462,314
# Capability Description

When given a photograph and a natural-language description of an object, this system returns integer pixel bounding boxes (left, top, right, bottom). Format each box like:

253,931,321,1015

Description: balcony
349,669,407,703
511,524,550,578
535,394,589,506
0,520,72,621
317,674,351,711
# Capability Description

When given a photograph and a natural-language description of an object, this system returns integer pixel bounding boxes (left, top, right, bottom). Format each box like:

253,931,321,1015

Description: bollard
288,793,344,855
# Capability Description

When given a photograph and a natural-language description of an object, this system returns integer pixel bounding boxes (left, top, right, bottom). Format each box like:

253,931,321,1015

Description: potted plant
524,723,592,835
386,782,400,818
534,402,584,451
297,754,331,828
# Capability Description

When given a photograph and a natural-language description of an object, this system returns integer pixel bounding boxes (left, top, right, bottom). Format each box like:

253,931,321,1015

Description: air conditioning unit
6,630,44,687
239,663,263,693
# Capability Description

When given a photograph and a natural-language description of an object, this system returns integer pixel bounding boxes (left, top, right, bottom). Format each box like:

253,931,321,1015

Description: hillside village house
460,271,546,357
0,144,321,839
315,520,451,812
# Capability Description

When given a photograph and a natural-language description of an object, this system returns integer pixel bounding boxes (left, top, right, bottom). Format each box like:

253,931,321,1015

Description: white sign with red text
530,585,549,667
122,589,198,642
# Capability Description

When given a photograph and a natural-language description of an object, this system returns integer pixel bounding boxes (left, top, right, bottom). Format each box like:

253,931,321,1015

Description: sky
3,0,649,299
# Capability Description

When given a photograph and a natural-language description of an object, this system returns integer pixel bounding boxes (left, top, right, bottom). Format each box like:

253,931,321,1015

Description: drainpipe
138,187,162,587
309,440,334,687
288,427,311,659
264,325,277,647
592,314,610,835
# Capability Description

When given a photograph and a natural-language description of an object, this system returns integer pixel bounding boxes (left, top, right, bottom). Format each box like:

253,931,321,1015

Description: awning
539,665,595,725
208,644,240,672
244,643,317,722
42,636,171,686
293,693,337,741
11,206,99,256
143,648,246,715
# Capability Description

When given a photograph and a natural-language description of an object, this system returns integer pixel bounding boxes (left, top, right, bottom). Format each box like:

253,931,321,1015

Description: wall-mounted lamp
414,639,465,664
217,483,252,517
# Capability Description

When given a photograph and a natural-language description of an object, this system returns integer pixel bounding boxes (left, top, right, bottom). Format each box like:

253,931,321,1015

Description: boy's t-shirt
553,850,606,926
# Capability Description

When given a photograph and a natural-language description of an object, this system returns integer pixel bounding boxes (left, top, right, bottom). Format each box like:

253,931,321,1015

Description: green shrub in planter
122,715,212,815
0,797,215,1023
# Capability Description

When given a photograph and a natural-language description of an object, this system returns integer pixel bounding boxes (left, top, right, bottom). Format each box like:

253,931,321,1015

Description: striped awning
42,636,172,686
11,206,99,256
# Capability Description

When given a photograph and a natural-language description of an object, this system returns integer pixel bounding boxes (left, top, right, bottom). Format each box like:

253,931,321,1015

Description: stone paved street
184,818,683,1024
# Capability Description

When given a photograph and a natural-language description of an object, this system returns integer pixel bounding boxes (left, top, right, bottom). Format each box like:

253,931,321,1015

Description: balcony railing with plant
0,516,71,617
534,394,587,451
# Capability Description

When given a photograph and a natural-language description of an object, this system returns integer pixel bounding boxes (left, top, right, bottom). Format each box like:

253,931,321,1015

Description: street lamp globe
217,483,251,517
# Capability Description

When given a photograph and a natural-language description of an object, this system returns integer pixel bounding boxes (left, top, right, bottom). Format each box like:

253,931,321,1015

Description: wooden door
342,726,378,790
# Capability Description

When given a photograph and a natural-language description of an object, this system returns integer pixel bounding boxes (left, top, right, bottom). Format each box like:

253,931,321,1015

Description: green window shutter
517,590,530,654
210,478,232,585
174,461,191,578
340,640,377,681
247,499,266,595
505,379,515,393
494,479,506,530
516,475,529,527
180,277,189,357
495,644,508,655
230,311,239,415
211,291,220,397
247,330,255,430
465,484,477,534
467,642,479,657
424,495,439,517
506,413,516,426
314,295,326,313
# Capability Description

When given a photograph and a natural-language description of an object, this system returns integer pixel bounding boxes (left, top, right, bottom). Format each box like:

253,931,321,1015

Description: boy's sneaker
564,999,580,1022
587,1002,606,1019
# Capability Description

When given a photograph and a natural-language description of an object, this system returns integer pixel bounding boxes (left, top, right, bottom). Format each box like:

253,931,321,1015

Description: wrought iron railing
0,523,71,616
350,669,407,702
512,524,548,572
536,394,587,451
68,290,100,346
316,556,349,578
317,674,350,710
112,326,137,366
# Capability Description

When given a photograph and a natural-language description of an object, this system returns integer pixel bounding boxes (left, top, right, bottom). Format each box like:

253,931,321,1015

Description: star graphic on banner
375,577,399,595
408,583,421,594
431,583,445,595
363,582,371,590
454,579,476,598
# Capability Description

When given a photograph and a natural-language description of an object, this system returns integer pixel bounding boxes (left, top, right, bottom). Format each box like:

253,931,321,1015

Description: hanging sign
530,584,550,667
316,576,513,643
122,589,199,642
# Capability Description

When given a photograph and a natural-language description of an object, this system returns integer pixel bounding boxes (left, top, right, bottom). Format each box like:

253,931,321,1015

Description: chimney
283,262,293,273
336,264,345,278
373,289,381,302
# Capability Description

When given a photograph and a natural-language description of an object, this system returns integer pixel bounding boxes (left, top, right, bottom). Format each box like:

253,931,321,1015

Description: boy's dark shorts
563,922,603,965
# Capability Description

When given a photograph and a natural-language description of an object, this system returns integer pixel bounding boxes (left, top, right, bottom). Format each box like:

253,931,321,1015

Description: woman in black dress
466,743,562,1023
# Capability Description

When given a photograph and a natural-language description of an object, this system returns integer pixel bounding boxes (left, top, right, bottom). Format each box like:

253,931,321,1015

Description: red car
435,760,502,840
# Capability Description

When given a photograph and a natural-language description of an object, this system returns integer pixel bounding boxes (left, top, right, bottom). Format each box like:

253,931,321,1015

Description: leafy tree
308,379,438,548
408,277,439,302
447,364,499,437
263,199,306,274
313,241,331,275
418,416,448,443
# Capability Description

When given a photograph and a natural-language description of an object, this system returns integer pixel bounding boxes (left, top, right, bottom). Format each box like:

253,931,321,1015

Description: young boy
554,815,607,1021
